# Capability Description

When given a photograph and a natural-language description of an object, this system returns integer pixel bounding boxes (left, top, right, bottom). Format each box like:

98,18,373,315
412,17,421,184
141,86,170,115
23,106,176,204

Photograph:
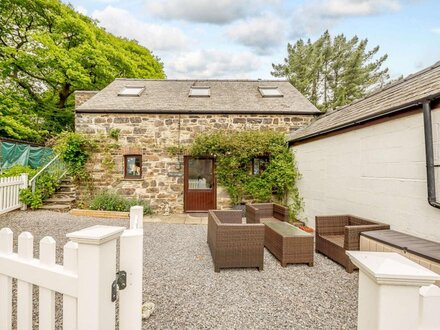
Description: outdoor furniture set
207,203,314,272
208,203,393,273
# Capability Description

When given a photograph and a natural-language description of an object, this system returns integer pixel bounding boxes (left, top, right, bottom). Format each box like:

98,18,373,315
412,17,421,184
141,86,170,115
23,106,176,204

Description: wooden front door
184,156,216,212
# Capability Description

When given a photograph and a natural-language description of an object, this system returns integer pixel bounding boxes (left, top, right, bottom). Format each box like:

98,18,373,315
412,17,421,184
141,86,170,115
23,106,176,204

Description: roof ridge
114,78,289,82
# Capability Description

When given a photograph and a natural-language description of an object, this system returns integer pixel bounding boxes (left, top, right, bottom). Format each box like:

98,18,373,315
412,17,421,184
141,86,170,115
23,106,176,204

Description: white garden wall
293,107,440,242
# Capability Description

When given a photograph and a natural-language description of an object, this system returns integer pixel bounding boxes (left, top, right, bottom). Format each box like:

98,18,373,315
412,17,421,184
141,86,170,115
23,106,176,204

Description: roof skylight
189,86,210,97
118,86,145,96
258,86,283,98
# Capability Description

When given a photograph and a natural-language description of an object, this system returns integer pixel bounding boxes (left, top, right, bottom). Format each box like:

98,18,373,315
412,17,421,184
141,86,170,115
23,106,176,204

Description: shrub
54,132,95,175
0,165,39,178
90,191,152,215
19,188,43,209
19,171,59,209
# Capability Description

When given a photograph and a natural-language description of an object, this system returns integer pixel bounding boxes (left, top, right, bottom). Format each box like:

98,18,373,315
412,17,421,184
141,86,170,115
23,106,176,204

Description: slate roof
76,79,320,115
289,61,440,143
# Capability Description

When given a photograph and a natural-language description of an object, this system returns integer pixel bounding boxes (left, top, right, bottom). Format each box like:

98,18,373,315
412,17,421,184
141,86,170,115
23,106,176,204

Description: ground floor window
124,155,142,178
251,157,269,175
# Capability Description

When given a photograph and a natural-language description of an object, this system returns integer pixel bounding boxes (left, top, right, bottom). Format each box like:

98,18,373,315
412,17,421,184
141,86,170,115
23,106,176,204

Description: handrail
29,154,68,193
29,154,60,185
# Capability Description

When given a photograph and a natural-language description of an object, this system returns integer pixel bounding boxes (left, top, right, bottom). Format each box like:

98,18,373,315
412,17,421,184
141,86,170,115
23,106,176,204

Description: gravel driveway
0,210,358,329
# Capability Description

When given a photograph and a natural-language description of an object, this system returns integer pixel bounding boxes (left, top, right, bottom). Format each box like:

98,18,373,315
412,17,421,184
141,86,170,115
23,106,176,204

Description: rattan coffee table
263,220,314,267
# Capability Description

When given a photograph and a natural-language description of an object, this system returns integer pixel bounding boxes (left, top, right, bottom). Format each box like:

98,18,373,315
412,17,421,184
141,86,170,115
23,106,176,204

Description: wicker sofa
246,203,289,223
207,210,265,272
315,215,390,272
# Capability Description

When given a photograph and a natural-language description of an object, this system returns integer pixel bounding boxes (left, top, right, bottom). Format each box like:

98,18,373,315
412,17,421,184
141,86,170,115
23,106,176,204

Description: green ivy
54,132,95,176
188,130,303,219
109,128,121,141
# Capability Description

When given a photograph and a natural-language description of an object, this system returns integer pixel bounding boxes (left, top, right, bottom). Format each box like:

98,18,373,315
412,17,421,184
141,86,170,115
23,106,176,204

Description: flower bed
69,208,129,219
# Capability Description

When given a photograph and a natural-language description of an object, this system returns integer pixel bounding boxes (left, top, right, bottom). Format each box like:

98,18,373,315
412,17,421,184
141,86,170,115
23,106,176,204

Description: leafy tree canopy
0,0,165,142
272,31,389,111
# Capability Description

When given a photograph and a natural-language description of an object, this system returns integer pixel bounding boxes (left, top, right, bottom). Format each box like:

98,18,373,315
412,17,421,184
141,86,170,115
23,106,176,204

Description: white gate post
20,173,28,211
119,206,144,330
419,284,440,329
129,205,144,229
67,225,125,330
347,251,440,330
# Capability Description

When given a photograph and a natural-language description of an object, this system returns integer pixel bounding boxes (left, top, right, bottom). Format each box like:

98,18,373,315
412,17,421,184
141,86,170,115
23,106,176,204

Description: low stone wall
76,113,312,213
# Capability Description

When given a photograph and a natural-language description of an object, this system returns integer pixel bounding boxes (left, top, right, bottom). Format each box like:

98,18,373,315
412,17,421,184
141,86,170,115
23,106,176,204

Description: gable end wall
76,112,313,213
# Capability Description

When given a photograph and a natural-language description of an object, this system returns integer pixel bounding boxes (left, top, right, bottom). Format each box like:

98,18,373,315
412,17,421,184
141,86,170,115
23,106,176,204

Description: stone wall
74,91,98,108
76,113,313,213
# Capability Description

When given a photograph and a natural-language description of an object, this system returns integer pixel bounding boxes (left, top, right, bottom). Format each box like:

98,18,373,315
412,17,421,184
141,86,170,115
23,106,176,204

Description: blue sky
67,0,440,80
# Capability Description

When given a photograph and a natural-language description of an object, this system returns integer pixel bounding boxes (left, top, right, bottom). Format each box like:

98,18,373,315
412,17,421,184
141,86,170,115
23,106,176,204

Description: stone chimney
74,90,98,108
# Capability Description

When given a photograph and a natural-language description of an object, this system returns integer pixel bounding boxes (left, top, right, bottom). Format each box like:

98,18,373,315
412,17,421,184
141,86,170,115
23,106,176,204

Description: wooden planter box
69,209,129,219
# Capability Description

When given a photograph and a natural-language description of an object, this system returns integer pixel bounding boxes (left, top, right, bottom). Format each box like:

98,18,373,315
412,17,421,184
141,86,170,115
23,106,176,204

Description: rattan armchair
207,210,265,272
315,215,390,273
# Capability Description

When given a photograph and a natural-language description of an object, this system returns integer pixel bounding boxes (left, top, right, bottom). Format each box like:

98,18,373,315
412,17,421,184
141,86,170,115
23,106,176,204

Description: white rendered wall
293,107,440,242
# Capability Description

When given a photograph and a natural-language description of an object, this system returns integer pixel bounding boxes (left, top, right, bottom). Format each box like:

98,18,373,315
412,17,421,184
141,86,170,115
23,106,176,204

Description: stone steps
45,196,76,203
40,177,77,211
53,191,76,197
58,184,76,192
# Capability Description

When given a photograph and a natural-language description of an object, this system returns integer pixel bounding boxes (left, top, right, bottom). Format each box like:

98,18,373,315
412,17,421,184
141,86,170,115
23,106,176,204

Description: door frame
183,156,217,212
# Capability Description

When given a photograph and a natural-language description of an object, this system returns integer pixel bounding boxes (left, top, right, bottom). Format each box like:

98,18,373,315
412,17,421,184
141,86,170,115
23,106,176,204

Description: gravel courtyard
0,210,358,329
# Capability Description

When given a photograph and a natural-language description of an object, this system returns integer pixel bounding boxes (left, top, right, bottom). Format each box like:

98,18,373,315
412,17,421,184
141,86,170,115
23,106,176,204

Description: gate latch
111,270,127,302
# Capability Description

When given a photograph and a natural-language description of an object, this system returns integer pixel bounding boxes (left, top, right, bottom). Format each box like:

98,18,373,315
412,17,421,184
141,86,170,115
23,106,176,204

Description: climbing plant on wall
188,130,303,219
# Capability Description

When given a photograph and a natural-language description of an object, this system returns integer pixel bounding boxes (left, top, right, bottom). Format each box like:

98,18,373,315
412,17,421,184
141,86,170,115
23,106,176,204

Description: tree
272,31,389,111
0,0,165,142
0,87,46,141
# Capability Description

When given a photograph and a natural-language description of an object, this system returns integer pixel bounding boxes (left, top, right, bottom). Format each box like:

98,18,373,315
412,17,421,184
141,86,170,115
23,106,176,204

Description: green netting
0,142,54,169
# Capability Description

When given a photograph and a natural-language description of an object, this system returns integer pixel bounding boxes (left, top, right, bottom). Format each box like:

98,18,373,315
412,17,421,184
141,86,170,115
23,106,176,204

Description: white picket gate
0,173,28,215
0,206,144,330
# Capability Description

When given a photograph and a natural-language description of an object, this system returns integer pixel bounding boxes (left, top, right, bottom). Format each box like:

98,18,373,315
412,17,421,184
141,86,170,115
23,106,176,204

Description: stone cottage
75,79,319,213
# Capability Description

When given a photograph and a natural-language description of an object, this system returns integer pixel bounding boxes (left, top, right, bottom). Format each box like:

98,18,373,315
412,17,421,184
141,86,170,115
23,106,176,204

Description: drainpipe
422,101,440,209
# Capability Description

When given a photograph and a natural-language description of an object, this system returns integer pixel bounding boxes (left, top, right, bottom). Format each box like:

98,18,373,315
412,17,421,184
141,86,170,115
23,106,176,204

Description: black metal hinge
111,270,127,302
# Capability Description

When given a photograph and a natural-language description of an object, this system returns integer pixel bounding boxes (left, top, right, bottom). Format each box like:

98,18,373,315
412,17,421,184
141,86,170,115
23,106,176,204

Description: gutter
422,101,440,209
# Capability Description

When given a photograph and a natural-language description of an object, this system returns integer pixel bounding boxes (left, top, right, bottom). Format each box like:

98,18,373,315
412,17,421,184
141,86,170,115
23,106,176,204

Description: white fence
0,206,144,330
0,173,28,215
